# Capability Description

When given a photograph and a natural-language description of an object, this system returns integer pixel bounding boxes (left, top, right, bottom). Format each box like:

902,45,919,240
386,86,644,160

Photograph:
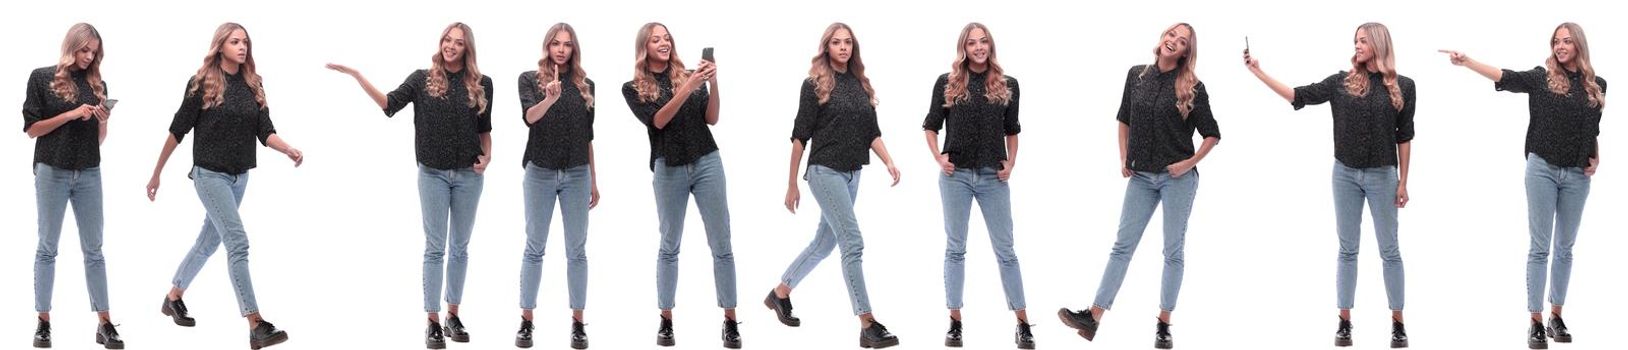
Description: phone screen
104,99,119,111
702,47,715,62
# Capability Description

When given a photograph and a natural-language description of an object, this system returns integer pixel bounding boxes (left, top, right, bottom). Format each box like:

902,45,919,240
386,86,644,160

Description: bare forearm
152,134,180,177
705,81,720,125
1004,134,1019,165
1190,137,1219,164
525,99,558,124
1397,142,1412,186
652,88,695,129
1463,58,1504,81
26,113,77,138
924,131,943,157
480,133,493,158
871,137,896,167
265,134,295,154
1118,123,1130,164
1250,68,1295,103
787,140,806,186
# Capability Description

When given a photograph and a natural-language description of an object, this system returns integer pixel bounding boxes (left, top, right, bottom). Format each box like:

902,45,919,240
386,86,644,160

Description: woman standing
1058,22,1220,350
513,22,600,350
764,22,902,349
922,22,1033,350
23,22,123,349
1439,22,1606,350
620,22,740,349
147,22,299,350
326,22,494,349
1244,22,1415,348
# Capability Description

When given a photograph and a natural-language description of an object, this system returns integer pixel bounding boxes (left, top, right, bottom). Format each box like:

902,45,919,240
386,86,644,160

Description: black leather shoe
248,320,288,350
95,322,124,349
443,314,470,343
571,319,589,349
1547,314,1571,343
656,316,675,347
1334,317,1353,347
161,296,196,327
1155,320,1174,349
859,320,899,348
722,319,742,349
1390,320,1409,348
1529,319,1548,349
32,318,50,348
764,290,800,327
513,318,533,349
426,321,446,349
944,318,963,347
1057,308,1101,341
1015,321,1036,349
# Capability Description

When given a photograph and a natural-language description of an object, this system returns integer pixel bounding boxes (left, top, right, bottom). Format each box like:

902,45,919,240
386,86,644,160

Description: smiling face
645,25,672,64
1552,26,1576,66
220,29,249,66
441,27,467,64
73,40,100,71
1159,24,1191,61
548,29,574,67
1352,29,1374,65
964,27,990,65
827,27,853,65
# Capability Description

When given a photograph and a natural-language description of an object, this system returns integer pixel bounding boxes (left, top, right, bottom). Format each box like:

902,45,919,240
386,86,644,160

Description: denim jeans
419,164,485,313
170,167,260,316
939,167,1026,311
1092,170,1198,312
652,151,737,310
779,165,873,315
1524,153,1590,312
33,164,108,313
1331,161,1404,311
520,164,592,310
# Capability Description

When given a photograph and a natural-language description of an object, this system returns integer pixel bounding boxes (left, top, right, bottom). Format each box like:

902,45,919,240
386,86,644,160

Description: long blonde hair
1344,22,1403,111
631,22,690,103
427,22,488,114
189,22,266,109
809,22,877,106
1545,22,1604,109
1138,23,1200,118
944,22,1011,107
51,23,106,103
538,23,593,109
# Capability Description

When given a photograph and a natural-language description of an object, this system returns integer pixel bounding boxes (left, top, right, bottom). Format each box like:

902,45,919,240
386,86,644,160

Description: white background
2,0,1622,349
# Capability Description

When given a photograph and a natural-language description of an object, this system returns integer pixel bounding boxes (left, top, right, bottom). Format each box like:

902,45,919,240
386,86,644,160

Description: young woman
326,22,494,349
512,22,600,350
619,22,740,349
1058,22,1220,350
146,22,299,350
23,22,123,349
1244,22,1415,348
1439,22,1606,350
921,22,1033,350
764,22,902,349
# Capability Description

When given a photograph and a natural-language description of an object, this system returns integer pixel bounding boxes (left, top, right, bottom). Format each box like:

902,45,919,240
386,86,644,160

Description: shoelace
35,321,50,337
1018,322,1034,336
103,323,121,336
1156,321,1171,335
173,299,189,314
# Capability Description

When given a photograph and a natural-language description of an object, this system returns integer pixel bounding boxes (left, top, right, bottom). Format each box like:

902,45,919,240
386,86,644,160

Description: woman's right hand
146,174,161,201
1243,51,1260,71
687,62,716,92
324,63,359,77
1438,50,1471,66
784,185,800,214
935,154,954,176
73,104,101,121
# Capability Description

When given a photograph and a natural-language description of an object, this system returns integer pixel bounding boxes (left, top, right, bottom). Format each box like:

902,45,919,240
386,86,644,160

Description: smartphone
1244,36,1250,54
701,47,715,63
103,99,119,111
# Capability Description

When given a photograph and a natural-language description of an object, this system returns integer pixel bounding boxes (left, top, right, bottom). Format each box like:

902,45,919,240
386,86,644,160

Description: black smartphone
103,99,119,111
701,47,715,63
1245,36,1250,54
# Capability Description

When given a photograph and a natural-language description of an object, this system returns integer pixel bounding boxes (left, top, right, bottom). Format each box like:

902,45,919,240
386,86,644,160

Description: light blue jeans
1524,153,1590,313
780,165,873,315
1331,161,1404,311
940,167,1026,310
520,164,592,310
33,164,109,313
1093,170,1198,312
170,167,260,316
420,164,485,313
652,151,737,310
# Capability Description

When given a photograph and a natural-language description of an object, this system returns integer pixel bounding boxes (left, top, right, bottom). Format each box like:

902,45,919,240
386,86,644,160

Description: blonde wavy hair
426,22,488,114
1344,22,1403,111
944,22,1011,107
809,22,876,106
537,22,593,109
50,23,106,103
630,22,691,103
1545,22,1604,109
189,22,266,109
1137,23,1200,118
